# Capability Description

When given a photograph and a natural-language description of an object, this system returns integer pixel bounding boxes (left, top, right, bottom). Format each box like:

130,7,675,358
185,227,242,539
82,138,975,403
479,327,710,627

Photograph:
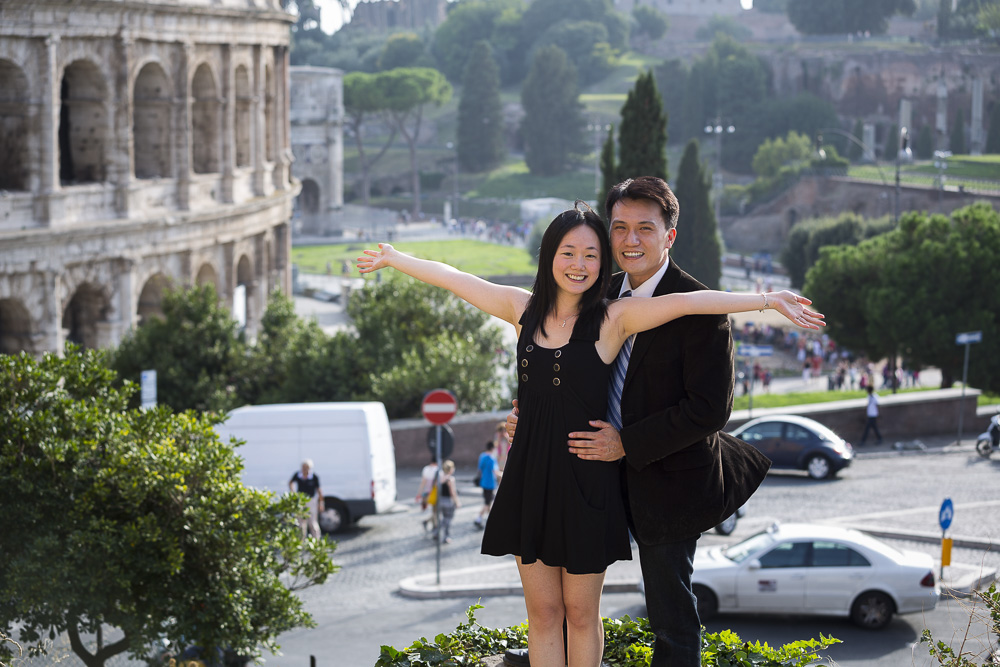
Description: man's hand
568,420,625,461
505,399,518,440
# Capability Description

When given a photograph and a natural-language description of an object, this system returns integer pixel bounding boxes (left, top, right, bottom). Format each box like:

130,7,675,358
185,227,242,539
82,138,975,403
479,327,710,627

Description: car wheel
693,585,718,622
715,513,738,535
850,591,894,630
976,438,993,459
318,500,349,534
806,454,833,480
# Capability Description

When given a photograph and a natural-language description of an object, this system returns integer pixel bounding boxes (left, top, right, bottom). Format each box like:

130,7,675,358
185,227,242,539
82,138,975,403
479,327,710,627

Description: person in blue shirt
474,440,499,529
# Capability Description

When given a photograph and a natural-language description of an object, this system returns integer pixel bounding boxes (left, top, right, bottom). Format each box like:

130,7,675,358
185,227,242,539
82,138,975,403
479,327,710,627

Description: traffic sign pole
421,389,457,585
939,498,954,580
434,425,442,584
954,331,982,446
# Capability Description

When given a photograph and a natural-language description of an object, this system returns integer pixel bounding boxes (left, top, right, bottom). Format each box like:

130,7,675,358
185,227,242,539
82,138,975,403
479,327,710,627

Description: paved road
261,445,1000,667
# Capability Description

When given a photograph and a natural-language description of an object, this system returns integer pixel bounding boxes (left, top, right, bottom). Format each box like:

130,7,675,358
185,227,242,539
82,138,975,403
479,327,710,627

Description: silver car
691,522,939,629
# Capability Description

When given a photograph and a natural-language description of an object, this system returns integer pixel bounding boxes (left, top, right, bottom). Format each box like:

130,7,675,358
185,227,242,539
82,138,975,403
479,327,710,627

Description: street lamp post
933,150,951,204
894,126,910,223
587,122,611,199
705,121,735,221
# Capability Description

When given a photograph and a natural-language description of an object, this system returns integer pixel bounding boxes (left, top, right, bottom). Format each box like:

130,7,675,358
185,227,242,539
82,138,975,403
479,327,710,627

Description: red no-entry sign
421,389,457,425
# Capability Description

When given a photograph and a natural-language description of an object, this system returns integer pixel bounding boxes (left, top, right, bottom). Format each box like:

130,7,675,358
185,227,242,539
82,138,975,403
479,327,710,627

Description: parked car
690,522,939,629
714,505,746,536
730,415,853,480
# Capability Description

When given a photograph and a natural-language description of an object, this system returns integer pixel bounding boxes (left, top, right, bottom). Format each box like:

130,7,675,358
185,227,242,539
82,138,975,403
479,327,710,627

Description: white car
690,522,939,629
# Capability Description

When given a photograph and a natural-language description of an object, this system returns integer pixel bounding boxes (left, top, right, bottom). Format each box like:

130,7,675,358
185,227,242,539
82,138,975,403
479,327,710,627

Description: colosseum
0,0,298,356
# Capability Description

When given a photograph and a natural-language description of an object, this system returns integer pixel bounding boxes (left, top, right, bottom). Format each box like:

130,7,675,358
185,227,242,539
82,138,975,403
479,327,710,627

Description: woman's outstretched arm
357,243,529,326
605,289,823,353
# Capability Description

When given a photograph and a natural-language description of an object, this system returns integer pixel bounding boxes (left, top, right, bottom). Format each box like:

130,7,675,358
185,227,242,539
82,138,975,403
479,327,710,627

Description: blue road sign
737,344,774,357
939,498,954,531
955,331,982,345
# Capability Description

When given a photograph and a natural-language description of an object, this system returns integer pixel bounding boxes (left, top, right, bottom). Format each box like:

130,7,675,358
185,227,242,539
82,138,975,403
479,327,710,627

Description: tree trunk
67,622,130,667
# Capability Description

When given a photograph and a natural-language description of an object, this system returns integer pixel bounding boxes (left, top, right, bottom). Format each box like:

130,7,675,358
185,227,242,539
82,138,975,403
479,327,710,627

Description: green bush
374,605,840,666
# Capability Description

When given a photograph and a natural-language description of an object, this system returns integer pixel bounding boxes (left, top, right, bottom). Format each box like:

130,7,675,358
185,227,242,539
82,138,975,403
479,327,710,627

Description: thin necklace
558,313,577,328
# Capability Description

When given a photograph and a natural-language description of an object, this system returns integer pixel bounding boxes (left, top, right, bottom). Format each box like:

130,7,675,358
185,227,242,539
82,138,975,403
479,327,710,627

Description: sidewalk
399,437,998,601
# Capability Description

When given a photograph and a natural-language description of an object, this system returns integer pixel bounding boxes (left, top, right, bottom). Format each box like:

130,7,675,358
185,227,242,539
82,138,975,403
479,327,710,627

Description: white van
216,402,397,533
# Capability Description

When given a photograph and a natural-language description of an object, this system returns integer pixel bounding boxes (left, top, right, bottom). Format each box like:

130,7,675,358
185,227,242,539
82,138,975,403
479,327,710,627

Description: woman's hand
768,290,826,330
357,243,395,274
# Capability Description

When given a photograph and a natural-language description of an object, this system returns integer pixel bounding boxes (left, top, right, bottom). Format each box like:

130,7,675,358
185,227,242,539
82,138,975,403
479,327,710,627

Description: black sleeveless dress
481,311,632,574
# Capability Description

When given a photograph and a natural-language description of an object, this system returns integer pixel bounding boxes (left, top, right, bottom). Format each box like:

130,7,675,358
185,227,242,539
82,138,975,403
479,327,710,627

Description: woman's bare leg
562,569,606,667
516,558,566,667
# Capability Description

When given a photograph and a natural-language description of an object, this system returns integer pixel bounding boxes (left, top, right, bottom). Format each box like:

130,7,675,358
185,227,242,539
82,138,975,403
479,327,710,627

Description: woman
435,460,460,544
358,203,823,667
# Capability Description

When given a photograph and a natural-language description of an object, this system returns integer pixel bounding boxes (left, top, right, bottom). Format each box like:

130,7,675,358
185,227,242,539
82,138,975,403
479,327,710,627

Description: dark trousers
860,416,882,444
638,536,700,667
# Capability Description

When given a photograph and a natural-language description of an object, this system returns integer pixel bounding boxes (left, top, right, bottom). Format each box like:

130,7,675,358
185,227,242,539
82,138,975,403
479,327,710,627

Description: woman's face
551,224,602,296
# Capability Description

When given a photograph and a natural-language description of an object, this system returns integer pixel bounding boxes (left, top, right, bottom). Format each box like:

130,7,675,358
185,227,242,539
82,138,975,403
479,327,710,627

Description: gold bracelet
760,292,769,311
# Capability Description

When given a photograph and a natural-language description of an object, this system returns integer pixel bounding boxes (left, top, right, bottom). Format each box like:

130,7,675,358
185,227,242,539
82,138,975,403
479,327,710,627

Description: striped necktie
607,290,632,431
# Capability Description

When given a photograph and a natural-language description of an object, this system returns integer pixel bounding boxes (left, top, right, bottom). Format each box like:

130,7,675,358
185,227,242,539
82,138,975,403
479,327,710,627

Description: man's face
609,197,676,288
301,464,311,477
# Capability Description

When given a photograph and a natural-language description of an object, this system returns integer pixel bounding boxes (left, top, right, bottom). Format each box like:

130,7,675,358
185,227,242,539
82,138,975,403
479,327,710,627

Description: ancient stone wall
0,0,298,356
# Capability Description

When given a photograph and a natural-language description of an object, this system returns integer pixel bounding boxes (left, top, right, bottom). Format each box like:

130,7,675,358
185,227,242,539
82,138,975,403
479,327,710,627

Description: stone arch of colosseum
0,298,35,354
133,60,174,180
0,58,31,192
0,0,298,357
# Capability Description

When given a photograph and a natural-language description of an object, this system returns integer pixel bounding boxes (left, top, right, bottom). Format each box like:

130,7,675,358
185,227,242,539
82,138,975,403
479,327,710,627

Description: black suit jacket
612,260,771,544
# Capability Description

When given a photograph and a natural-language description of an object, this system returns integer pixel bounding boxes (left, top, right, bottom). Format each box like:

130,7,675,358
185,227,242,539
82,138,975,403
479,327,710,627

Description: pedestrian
357,196,822,667
434,460,460,544
502,177,810,667
416,456,439,534
475,440,500,529
859,385,883,446
288,459,324,539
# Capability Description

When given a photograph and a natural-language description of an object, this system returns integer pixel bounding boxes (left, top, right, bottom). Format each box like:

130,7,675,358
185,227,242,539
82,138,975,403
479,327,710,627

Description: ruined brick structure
348,0,447,32
0,0,298,355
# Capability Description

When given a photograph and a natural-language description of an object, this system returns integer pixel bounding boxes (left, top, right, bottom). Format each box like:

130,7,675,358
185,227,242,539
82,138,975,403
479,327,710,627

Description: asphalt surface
397,435,997,602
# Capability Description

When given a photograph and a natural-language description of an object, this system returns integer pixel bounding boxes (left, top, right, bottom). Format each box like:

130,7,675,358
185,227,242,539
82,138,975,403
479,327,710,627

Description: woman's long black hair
523,201,611,340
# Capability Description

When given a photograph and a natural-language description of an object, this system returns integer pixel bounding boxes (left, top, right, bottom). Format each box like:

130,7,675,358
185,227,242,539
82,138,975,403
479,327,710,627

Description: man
859,385,883,445
474,440,499,529
416,456,439,533
505,176,770,666
289,459,324,539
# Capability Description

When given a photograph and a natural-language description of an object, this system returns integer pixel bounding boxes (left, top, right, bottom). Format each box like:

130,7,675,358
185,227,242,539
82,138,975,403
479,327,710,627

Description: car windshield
724,531,776,563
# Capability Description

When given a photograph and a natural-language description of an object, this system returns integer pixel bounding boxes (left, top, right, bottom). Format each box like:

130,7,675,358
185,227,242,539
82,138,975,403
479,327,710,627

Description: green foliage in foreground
919,582,999,665
0,347,338,667
374,605,840,666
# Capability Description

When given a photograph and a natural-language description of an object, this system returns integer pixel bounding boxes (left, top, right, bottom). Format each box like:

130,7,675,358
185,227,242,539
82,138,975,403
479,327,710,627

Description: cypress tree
457,40,505,173
884,123,899,160
521,45,585,176
949,108,966,155
599,124,617,208
617,70,668,181
671,139,721,290
986,102,1000,154
848,119,864,161
915,125,935,159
